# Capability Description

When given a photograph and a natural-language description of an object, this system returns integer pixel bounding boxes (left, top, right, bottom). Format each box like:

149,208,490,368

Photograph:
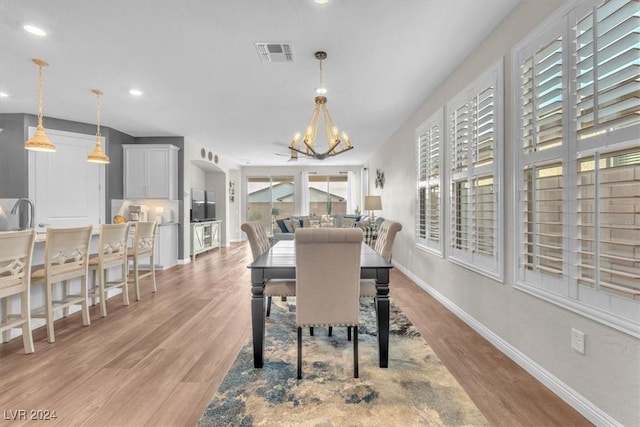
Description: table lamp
364,196,382,223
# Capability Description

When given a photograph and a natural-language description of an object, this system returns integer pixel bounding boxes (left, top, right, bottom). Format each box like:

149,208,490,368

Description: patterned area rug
199,297,488,427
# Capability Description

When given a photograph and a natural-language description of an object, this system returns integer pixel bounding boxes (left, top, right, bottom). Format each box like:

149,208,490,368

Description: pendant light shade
87,89,110,164
24,58,56,152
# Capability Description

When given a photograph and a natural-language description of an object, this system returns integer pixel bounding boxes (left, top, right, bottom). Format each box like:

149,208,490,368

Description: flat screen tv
191,189,206,222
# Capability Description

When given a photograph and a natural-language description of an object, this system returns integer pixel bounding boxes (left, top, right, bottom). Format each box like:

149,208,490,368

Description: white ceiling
0,0,520,166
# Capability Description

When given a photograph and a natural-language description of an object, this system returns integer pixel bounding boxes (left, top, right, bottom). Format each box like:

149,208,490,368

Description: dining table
248,239,394,369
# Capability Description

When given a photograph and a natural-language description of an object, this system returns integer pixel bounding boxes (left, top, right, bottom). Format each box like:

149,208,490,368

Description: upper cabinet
123,144,180,199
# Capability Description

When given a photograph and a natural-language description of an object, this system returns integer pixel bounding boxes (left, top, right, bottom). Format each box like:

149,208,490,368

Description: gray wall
366,1,639,426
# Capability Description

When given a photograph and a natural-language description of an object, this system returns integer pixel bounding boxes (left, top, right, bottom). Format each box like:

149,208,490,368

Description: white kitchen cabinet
123,144,180,199
191,220,221,260
155,223,178,270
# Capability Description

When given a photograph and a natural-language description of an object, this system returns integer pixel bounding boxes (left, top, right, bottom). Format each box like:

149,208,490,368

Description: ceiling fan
272,141,300,162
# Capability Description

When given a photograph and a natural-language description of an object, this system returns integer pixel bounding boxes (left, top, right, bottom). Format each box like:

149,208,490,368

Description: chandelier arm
303,105,321,155
320,104,341,154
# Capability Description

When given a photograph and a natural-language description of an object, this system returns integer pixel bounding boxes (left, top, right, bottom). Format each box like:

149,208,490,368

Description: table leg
376,268,390,368
251,269,266,368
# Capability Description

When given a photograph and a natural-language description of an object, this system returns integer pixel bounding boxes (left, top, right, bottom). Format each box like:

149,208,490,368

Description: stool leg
91,269,98,306
121,263,130,306
134,257,141,301
2,296,10,343
20,292,34,354
99,269,107,318
45,282,55,343
62,280,70,318
80,275,90,326
150,254,157,293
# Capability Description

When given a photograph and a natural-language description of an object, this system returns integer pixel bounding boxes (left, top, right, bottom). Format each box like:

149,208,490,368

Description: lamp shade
364,195,382,211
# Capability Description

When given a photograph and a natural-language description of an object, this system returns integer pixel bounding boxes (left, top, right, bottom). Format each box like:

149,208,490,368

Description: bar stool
0,229,36,354
127,221,157,301
31,226,92,343
88,223,130,317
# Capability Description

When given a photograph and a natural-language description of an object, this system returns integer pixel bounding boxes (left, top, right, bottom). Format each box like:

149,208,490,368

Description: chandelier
289,51,353,160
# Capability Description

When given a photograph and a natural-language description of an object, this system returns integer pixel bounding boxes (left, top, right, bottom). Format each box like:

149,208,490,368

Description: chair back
241,221,271,260
374,220,402,262
295,228,363,327
98,223,130,267
43,226,92,282
0,230,36,298
131,222,157,257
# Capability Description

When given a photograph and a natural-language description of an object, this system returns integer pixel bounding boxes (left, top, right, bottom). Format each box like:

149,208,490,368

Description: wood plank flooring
0,242,590,426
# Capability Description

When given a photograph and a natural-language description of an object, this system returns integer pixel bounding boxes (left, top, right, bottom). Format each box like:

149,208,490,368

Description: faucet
11,198,35,229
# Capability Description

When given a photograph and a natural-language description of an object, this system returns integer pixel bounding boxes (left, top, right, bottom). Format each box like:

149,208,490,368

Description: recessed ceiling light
0,92,8,98
313,0,329,4
23,25,47,37
129,89,143,96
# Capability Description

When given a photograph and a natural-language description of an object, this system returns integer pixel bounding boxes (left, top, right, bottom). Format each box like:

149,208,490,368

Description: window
447,61,503,280
246,176,294,234
514,0,639,335
307,174,348,216
416,108,443,254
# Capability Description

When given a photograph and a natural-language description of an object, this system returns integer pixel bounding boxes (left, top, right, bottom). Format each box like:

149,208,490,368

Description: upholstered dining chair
295,227,363,379
127,221,158,301
360,220,403,299
0,229,36,354
241,221,295,317
31,226,93,343
88,223,130,317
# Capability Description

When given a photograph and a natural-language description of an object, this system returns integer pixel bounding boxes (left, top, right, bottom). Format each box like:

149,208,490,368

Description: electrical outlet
571,328,585,355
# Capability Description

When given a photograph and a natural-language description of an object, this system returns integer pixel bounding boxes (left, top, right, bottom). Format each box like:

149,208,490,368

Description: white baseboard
392,260,621,427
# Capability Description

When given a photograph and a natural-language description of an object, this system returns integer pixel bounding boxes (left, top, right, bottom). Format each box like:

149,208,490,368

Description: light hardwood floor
0,242,590,426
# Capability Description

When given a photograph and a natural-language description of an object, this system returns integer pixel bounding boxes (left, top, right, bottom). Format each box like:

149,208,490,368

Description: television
191,189,206,222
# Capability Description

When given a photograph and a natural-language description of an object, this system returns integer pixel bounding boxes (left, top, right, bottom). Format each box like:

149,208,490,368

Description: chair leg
44,282,55,343
150,254,157,293
134,258,141,301
297,327,303,379
266,296,272,317
99,269,108,317
62,280,70,318
2,296,10,343
91,269,98,306
353,326,359,378
80,275,90,326
20,291,34,354
309,327,314,336
122,264,130,306
328,326,332,337
347,327,352,341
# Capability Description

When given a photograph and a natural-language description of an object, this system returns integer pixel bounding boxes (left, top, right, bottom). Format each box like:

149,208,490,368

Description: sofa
273,214,383,243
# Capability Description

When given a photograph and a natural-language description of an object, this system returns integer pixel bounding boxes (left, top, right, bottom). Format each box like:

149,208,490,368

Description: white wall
367,1,639,426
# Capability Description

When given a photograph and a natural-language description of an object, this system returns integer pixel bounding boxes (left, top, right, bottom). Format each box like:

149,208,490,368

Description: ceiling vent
255,42,294,63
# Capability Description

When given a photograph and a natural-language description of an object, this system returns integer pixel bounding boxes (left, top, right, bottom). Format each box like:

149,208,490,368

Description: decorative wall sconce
229,180,235,202
375,168,385,189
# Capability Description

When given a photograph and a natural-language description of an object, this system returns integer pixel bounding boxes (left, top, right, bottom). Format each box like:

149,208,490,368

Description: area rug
198,297,488,427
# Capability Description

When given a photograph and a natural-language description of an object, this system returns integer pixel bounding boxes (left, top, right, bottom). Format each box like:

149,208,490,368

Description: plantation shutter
473,176,495,257
522,36,564,153
522,163,564,278
577,148,640,299
417,133,428,240
416,113,442,253
576,0,640,140
473,87,495,167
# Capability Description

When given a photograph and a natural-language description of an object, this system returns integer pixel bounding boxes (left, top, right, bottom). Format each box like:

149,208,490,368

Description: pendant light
87,89,110,164
24,58,56,152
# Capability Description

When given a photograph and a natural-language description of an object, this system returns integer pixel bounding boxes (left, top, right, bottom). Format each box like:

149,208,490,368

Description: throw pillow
276,219,288,233
282,219,295,233
341,217,356,228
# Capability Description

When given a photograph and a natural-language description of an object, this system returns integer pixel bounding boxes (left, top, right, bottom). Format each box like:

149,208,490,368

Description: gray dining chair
360,220,402,298
241,222,295,317
295,227,363,379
